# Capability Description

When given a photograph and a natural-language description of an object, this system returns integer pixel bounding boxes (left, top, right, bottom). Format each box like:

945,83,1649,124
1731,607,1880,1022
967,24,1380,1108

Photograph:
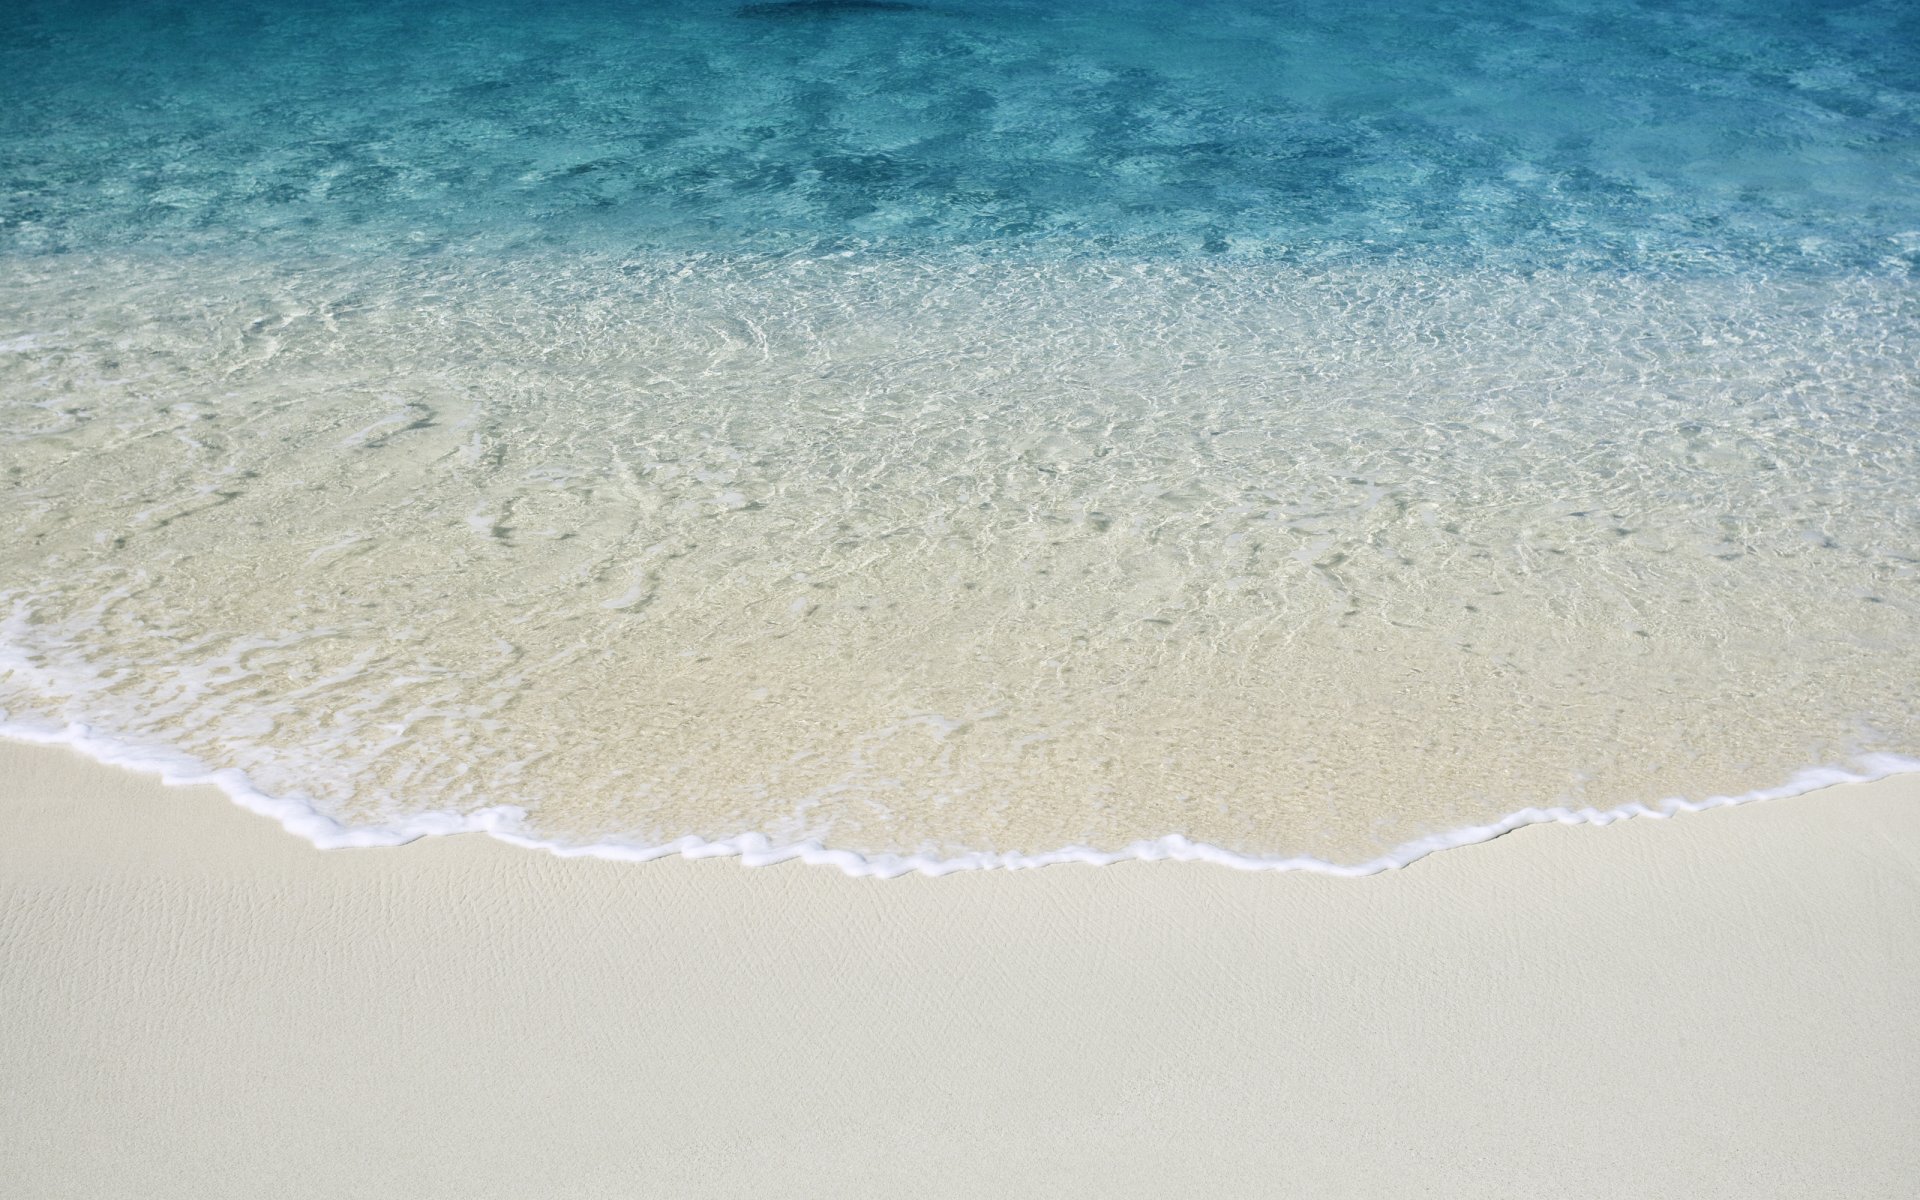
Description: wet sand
3,739,1916,1198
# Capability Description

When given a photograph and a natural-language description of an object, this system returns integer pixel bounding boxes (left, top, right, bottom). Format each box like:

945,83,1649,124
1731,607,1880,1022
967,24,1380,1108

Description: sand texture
3,740,1917,1198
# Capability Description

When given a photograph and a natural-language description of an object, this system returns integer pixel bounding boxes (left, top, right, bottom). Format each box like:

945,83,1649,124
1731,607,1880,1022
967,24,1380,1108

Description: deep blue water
5,0,1918,269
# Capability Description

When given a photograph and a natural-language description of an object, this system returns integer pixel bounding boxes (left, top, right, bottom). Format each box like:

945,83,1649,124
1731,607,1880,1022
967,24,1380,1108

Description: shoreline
4,736,1917,1197
9,255,1915,866
5,722,1917,877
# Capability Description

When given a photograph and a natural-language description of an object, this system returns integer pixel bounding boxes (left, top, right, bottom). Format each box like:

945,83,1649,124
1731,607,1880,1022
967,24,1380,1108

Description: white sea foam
4,719,1916,878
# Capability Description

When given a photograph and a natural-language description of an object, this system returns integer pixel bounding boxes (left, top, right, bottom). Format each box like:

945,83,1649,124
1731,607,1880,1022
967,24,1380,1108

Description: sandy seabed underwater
3,0,1919,867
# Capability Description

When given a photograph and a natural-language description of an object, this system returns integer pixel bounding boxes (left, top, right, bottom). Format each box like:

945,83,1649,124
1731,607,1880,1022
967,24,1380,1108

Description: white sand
2,740,1916,1198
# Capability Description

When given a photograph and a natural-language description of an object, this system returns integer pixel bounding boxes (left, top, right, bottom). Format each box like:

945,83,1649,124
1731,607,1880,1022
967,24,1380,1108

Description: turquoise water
2,0,1918,866
6,0,1918,267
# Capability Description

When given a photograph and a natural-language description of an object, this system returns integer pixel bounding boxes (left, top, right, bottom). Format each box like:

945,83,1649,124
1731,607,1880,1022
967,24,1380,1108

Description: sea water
2,0,1917,869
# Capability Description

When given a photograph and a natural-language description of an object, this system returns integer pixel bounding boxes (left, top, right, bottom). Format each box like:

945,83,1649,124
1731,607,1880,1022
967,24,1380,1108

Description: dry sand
2,739,1916,1198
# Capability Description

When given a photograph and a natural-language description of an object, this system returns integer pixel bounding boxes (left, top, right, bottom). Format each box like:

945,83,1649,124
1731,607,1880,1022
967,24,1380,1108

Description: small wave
6,717,1915,879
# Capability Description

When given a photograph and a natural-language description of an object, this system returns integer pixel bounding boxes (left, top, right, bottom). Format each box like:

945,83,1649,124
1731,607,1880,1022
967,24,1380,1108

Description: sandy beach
3,738,1915,1198
7,2,1919,1196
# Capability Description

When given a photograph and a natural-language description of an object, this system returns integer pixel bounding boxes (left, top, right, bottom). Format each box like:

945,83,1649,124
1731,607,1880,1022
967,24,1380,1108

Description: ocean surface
3,0,1918,869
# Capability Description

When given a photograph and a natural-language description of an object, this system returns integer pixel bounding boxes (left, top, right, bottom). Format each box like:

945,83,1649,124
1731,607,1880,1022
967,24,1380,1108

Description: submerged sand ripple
2,252,1916,860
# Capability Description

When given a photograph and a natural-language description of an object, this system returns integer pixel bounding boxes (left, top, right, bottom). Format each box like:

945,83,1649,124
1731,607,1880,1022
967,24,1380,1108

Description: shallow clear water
7,0,1919,267
2,0,1917,864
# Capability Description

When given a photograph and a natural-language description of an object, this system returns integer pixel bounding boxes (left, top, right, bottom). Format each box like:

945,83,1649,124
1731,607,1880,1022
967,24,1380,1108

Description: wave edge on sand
6,716,1915,879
